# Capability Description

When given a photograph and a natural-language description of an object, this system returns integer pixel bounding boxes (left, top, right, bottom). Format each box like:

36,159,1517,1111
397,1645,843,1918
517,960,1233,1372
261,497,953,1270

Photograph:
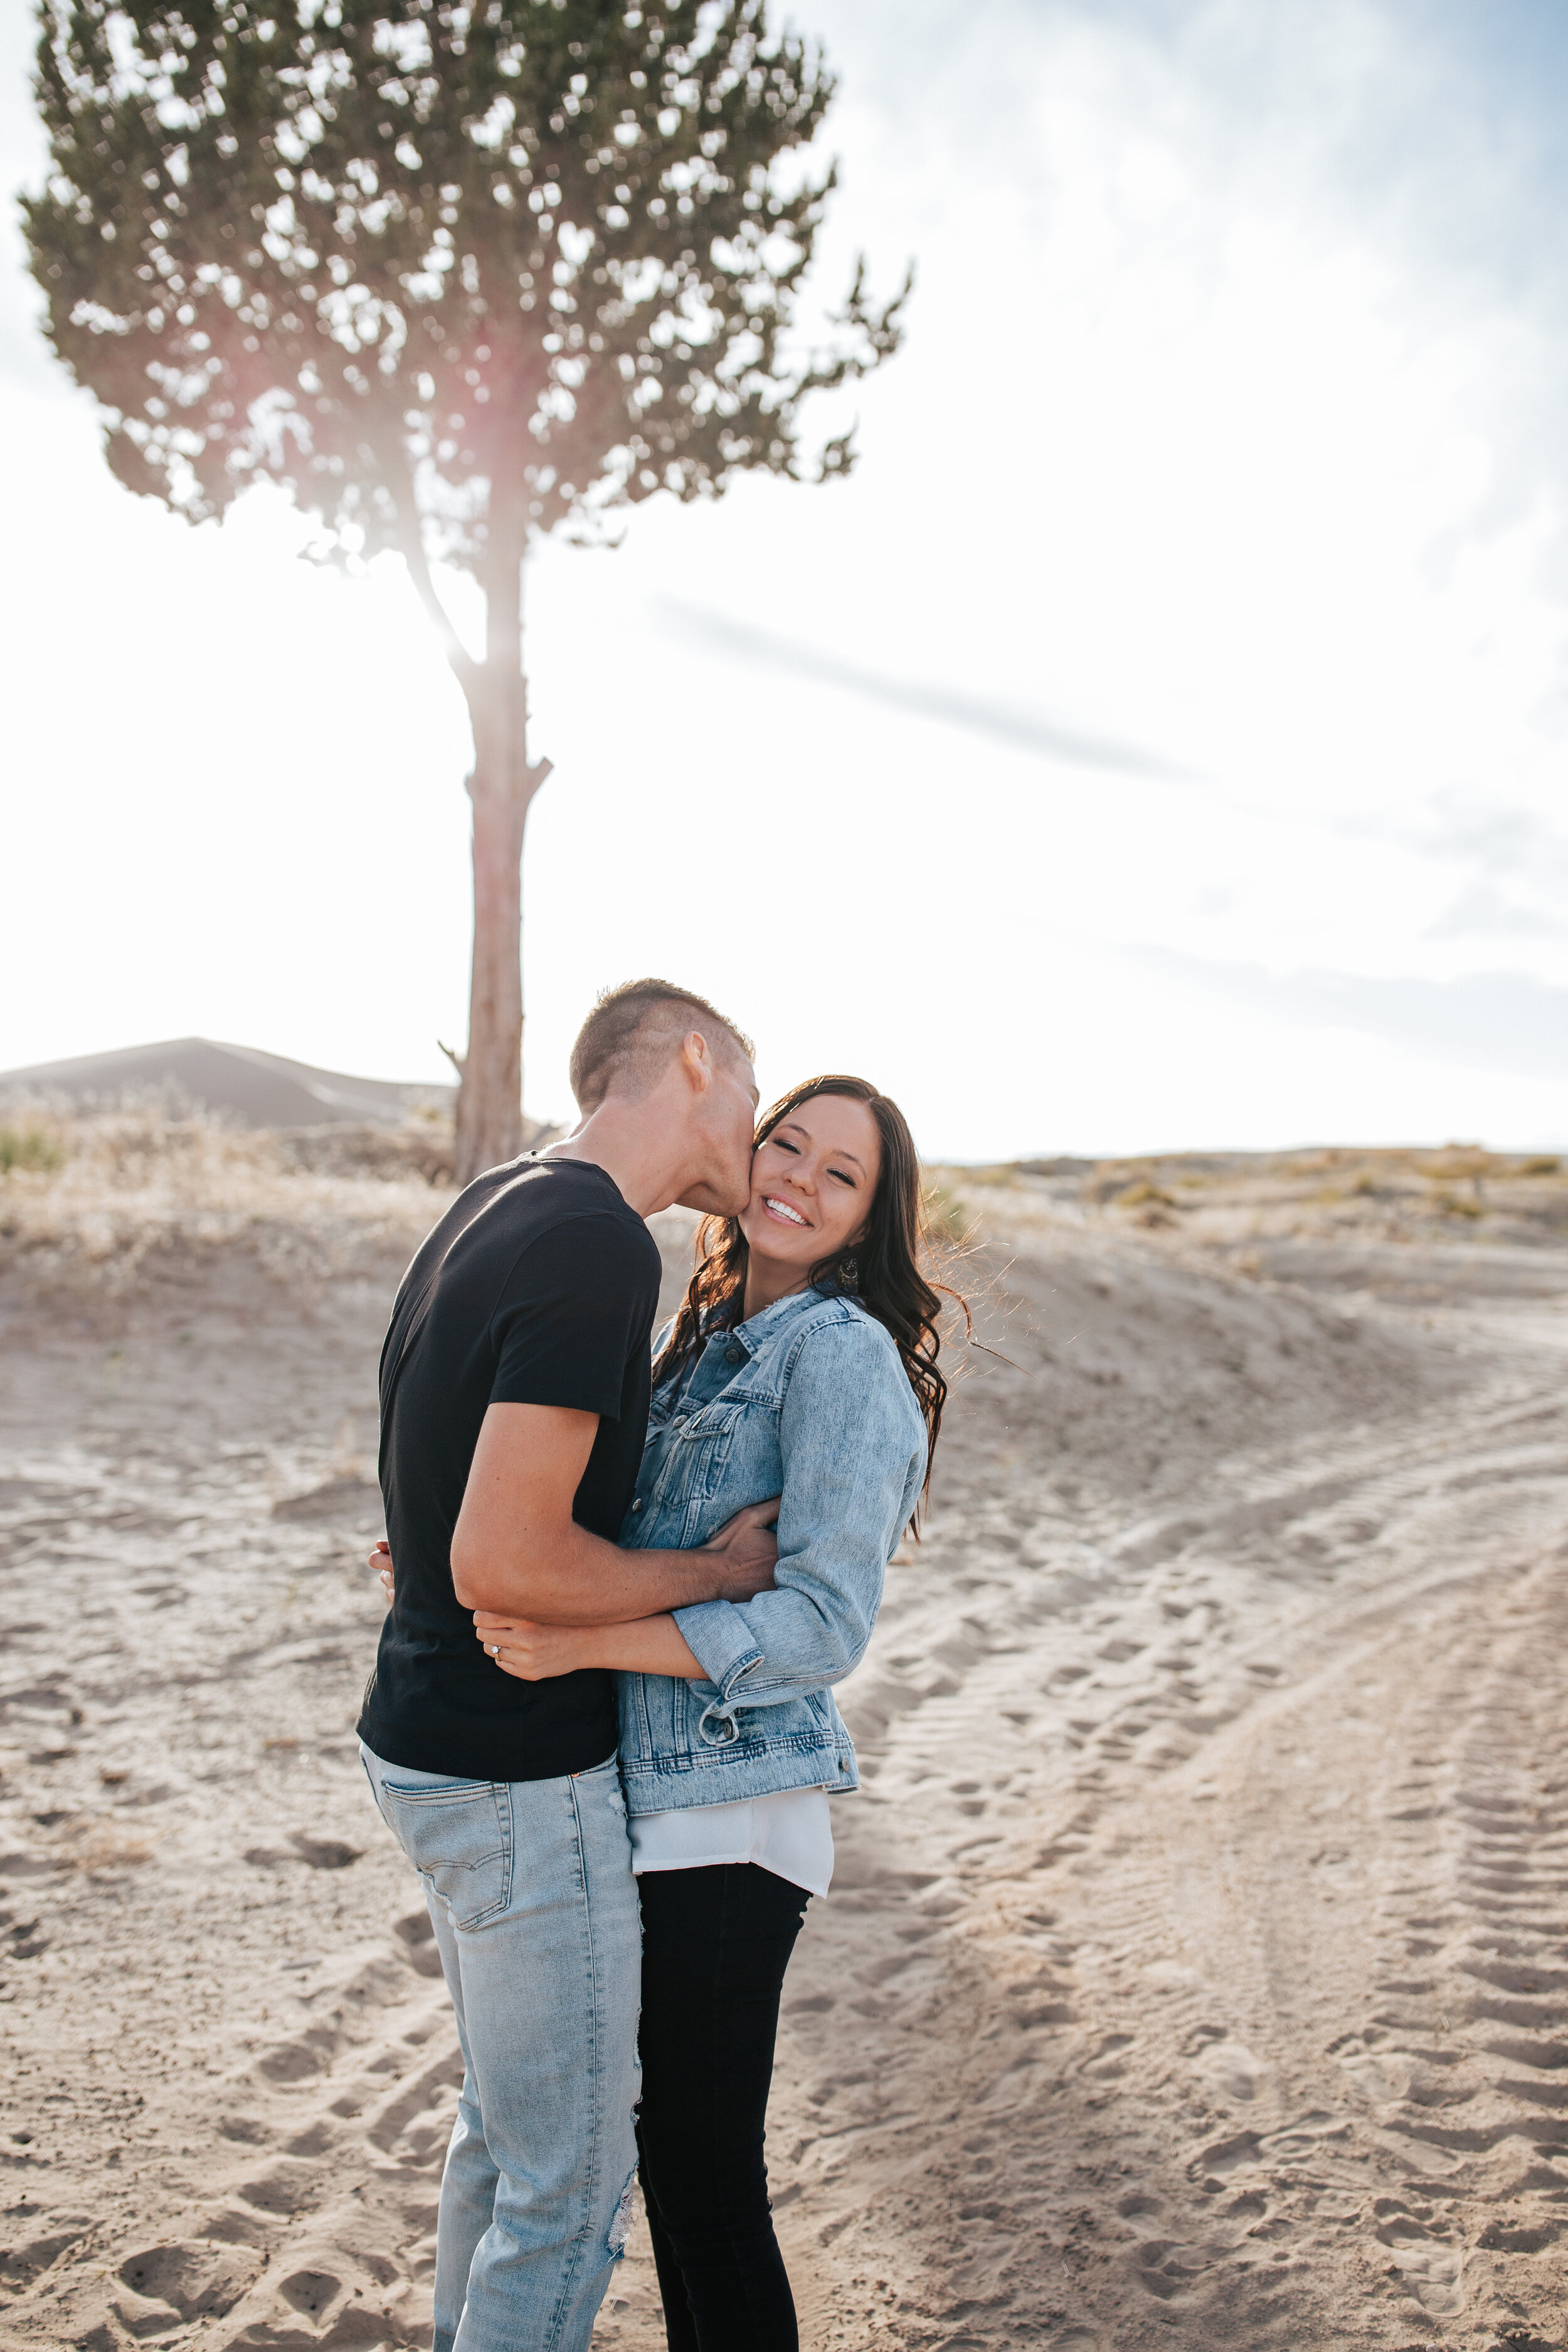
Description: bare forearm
448,1406,777,1618
576,1614,705,1677
474,1607,706,1683
453,1523,736,1624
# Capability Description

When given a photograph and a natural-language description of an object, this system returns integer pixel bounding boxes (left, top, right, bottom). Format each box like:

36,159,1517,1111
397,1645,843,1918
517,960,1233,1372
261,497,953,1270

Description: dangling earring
839,1256,859,1293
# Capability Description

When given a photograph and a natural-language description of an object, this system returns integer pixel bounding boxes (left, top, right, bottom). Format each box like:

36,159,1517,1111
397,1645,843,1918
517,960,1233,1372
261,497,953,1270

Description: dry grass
933,1143,1568,1255
921,1175,972,1245
1111,1177,1175,1210
6,1111,1563,1315
0,1097,455,1296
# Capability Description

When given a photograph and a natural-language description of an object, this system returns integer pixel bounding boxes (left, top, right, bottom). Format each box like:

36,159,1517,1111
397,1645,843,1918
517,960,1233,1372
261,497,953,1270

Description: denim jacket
614,1286,928,1816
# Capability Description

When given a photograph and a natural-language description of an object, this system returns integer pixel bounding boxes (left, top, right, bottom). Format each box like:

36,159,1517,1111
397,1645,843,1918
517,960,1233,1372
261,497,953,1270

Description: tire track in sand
717,1348,1568,2351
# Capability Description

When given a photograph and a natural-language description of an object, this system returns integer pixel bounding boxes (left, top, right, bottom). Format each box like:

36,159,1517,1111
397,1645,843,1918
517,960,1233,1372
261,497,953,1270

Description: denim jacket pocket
379,1776,512,1931
659,1398,758,1533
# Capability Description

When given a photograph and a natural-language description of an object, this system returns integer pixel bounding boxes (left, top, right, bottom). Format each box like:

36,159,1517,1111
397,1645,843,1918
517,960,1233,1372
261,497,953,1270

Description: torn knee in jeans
608,2163,639,2259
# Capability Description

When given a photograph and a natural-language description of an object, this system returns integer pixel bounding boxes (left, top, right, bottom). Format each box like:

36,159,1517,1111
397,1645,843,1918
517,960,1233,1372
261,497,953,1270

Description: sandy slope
1,1157,1565,2351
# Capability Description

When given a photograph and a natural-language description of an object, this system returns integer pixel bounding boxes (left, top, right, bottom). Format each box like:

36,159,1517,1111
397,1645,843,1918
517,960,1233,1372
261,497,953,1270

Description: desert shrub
0,1123,65,1175
1422,1147,1500,1179
1114,1179,1176,1210
1520,1155,1562,1177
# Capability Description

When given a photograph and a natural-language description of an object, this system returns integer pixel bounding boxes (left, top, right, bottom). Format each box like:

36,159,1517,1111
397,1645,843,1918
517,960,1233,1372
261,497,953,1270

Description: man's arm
450,1402,776,1623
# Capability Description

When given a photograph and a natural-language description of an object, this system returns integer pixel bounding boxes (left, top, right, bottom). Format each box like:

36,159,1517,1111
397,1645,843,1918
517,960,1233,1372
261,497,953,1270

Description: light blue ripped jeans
361,1745,642,2352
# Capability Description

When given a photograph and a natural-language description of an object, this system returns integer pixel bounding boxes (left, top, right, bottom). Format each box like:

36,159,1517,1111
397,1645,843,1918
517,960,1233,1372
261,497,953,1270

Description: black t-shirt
357,1155,661,1782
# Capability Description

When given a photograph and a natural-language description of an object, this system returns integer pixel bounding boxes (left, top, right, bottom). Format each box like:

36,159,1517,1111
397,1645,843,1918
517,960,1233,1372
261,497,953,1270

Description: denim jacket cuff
672,1600,763,1747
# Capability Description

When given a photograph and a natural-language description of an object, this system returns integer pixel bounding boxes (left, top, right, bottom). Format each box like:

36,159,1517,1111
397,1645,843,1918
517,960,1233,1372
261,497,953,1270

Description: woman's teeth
765,1196,808,1226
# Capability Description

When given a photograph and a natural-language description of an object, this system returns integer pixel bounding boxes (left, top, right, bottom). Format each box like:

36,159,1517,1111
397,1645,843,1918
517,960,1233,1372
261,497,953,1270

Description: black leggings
635,1863,811,2352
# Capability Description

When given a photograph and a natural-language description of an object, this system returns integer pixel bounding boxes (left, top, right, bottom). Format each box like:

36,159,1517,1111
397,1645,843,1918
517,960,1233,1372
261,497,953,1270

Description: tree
26,0,908,1180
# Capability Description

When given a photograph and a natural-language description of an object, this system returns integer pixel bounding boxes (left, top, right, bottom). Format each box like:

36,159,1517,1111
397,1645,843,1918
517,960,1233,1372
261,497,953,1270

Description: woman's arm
472,1608,706,1683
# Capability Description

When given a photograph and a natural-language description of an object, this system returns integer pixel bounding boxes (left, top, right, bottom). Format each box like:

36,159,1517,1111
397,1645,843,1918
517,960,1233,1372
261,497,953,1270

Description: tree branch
396,509,478,697
370,429,478,692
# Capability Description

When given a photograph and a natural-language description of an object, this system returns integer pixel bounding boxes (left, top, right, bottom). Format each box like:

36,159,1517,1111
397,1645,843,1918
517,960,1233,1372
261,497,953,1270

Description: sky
3,0,1568,1158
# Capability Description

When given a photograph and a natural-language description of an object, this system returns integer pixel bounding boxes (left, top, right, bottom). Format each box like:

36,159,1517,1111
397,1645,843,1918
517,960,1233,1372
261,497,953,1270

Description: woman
381,1076,954,2350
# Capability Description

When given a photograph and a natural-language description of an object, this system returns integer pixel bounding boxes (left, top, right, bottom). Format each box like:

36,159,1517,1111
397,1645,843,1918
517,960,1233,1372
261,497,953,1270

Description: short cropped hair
568,978,755,1114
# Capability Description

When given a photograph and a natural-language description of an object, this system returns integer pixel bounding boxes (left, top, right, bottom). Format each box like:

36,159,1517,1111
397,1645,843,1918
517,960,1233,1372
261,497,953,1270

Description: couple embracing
358,978,956,2351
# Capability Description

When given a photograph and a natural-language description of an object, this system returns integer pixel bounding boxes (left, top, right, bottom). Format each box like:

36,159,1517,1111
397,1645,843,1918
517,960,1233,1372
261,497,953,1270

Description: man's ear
680,1030,715,1093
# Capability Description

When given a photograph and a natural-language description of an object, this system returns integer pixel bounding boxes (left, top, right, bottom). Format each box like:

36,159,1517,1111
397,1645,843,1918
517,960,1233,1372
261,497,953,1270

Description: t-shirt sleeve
488,1212,656,1420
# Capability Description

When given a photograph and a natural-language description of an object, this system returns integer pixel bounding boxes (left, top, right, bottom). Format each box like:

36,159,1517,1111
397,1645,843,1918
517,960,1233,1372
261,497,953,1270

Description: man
358,978,776,2352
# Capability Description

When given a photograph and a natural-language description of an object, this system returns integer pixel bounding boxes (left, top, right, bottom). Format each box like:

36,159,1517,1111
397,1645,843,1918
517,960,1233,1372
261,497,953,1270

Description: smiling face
737,1092,884,1300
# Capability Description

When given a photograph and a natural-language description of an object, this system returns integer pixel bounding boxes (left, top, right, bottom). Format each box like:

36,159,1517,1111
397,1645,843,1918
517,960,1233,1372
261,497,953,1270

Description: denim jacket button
631,1498,644,1513
725,1345,745,1364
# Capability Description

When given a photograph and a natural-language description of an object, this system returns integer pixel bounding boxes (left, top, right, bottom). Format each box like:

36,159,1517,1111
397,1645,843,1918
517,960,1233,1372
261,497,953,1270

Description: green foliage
0,1123,66,1175
24,0,908,563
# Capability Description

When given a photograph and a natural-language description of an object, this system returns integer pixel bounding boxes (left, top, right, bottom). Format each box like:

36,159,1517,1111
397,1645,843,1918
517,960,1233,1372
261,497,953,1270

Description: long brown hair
654,1076,967,1507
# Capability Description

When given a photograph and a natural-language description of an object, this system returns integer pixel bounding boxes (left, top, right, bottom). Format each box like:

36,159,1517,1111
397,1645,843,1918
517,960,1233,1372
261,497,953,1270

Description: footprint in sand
1337,2045,1416,2104
113,2240,260,2332
1190,2035,1271,2104
1374,2205,1465,2316
277,2264,343,2317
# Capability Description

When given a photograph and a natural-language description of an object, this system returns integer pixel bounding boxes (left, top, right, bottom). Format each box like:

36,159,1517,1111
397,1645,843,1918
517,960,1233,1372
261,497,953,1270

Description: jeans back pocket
380,1777,511,1930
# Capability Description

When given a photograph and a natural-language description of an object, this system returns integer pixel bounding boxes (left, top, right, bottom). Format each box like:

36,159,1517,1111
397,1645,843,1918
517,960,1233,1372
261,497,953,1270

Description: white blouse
628,1786,834,1899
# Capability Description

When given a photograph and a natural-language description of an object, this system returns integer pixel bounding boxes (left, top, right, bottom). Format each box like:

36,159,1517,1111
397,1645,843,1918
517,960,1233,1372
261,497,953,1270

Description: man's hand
698,1498,781,1602
371,1539,393,1609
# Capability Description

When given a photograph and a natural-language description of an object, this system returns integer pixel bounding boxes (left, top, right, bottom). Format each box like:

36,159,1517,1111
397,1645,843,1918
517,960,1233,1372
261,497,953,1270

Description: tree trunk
452,518,551,1187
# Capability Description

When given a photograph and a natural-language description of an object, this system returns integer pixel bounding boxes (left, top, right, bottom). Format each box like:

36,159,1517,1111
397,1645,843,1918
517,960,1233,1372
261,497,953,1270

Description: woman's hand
474,1611,589,1682
477,1608,709,1681
371,1539,394,1609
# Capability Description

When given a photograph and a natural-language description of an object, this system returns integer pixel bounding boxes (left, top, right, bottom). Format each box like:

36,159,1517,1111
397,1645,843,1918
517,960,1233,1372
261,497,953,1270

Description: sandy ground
1,1126,1566,2351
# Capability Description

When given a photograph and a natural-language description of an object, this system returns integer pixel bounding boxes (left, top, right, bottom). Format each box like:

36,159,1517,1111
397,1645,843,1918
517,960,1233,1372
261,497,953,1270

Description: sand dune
1,1142,1565,2349
0,1040,454,1132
